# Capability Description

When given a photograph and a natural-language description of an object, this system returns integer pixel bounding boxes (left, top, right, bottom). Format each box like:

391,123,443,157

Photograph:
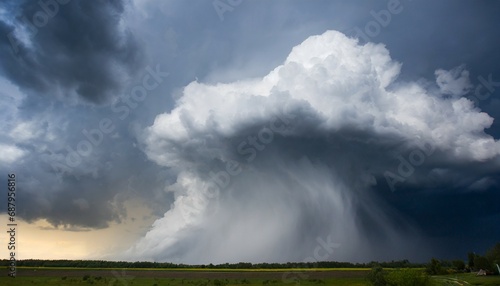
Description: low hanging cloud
0,0,143,104
125,30,500,263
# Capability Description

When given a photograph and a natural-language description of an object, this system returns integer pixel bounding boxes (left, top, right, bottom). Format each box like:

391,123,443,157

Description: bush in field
451,260,465,272
213,279,228,286
385,268,431,286
368,267,431,286
486,242,500,270
367,265,387,286
426,258,444,275
472,255,492,272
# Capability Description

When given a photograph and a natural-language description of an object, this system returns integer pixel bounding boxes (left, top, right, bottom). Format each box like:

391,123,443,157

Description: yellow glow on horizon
0,199,158,260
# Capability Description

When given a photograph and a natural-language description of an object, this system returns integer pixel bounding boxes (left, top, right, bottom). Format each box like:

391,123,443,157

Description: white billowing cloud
435,64,473,98
127,30,500,263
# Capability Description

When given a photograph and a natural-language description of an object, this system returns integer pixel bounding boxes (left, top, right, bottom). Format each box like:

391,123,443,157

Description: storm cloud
0,0,143,103
125,31,500,263
0,0,499,262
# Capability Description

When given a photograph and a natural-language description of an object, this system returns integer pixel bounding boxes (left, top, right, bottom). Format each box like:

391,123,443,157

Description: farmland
0,267,370,285
1,267,500,286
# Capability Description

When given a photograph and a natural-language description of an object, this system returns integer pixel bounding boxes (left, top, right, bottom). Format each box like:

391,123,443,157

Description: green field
433,273,500,285
0,267,499,285
0,267,370,286
0,276,370,286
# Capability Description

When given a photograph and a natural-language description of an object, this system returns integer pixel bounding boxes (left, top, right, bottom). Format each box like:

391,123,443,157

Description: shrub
368,267,431,286
474,255,493,272
214,279,228,286
367,265,387,286
426,258,444,275
385,269,431,286
451,260,465,271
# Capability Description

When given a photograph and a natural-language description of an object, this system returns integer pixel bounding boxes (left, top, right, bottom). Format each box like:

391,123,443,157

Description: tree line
425,242,500,274
1,242,498,272
0,259,423,269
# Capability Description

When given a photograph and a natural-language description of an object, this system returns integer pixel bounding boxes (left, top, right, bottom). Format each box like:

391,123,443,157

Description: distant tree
425,258,443,275
467,252,475,269
474,255,492,272
486,242,500,267
367,265,387,286
487,242,500,256
451,260,465,271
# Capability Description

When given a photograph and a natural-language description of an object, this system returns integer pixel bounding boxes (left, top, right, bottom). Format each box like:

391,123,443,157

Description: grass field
0,267,499,285
0,267,370,285
433,273,500,285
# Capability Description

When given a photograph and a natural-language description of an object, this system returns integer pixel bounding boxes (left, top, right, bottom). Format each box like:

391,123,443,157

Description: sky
0,0,499,264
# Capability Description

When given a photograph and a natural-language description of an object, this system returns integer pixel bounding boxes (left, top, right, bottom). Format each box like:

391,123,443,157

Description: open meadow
1,267,500,286
0,267,370,285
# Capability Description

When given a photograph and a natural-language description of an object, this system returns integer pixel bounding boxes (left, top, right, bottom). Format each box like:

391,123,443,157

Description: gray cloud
0,75,173,229
0,0,143,104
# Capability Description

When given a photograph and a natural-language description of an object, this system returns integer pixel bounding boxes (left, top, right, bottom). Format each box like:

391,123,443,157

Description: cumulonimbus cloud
125,30,500,263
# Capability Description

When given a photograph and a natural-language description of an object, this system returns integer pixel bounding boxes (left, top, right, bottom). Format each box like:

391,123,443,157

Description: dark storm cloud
0,0,498,261
0,61,173,229
0,0,143,103
0,126,173,229
125,30,500,263
0,0,154,229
